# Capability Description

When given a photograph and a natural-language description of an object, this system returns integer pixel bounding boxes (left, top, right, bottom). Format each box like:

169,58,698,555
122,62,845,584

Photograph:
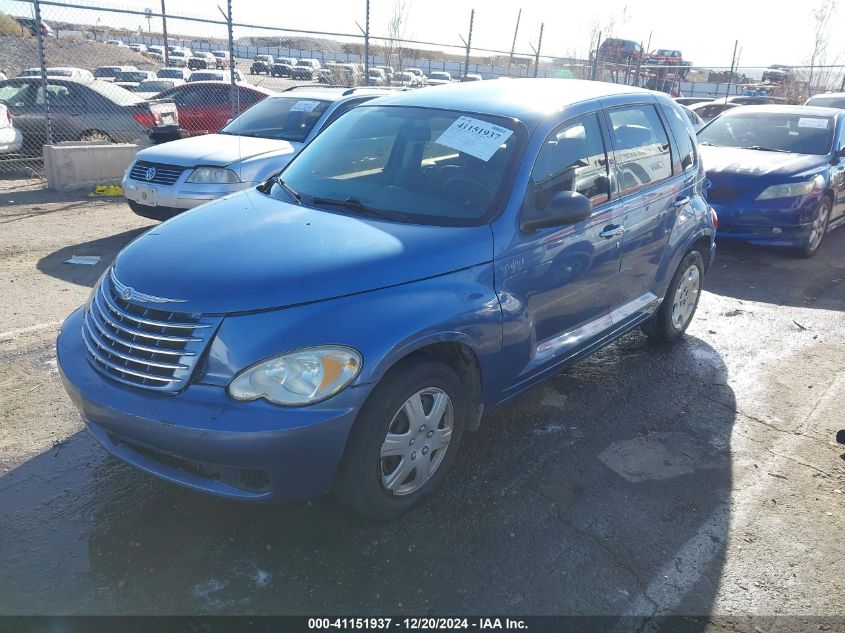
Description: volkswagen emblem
144,167,157,182
121,286,134,301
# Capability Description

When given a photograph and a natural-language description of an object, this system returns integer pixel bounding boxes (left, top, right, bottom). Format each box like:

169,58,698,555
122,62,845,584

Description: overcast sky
18,0,845,69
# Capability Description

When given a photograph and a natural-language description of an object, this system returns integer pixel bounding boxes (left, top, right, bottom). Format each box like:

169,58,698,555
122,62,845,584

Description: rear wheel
642,250,705,343
335,359,466,520
796,197,830,258
78,130,113,142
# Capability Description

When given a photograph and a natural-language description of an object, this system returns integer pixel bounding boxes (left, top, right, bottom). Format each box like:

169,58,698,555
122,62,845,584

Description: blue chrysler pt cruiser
58,80,716,519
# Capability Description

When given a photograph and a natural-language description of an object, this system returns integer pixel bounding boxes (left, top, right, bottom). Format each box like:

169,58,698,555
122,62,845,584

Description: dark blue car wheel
797,197,831,258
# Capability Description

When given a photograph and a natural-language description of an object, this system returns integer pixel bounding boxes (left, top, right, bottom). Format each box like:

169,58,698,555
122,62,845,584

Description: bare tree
385,0,410,72
806,0,837,91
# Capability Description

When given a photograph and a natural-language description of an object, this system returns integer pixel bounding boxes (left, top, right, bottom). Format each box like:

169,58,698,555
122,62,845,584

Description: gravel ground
0,35,157,76
0,179,843,626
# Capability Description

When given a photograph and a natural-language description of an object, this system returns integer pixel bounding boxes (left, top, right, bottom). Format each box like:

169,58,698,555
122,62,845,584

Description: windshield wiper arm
309,196,402,221
275,178,303,205
739,145,792,153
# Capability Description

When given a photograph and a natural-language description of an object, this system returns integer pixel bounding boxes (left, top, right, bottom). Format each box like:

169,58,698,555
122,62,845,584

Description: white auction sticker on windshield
290,100,320,112
798,117,828,129
436,116,513,161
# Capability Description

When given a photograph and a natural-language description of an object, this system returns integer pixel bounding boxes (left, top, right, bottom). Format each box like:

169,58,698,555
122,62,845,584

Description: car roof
808,92,845,99
368,78,652,126
718,104,842,117
271,86,398,102
169,80,275,94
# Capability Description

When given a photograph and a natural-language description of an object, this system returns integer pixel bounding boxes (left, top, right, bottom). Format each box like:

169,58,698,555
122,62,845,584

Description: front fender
198,263,503,406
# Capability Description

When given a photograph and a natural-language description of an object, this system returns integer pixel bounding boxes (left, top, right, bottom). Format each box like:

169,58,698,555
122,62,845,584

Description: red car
150,81,274,141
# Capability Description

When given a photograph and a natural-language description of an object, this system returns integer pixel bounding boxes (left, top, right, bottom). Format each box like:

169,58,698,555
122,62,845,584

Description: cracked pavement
0,179,843,626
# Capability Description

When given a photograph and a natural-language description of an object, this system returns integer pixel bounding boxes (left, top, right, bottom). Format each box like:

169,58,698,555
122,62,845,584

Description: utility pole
591,30,601,80
507,8,521,78
225,0,236,119
364,0,370,82
33,0,51,145
530,22,543,78
725,39,738,99
161,0,169,65
459,9,474,79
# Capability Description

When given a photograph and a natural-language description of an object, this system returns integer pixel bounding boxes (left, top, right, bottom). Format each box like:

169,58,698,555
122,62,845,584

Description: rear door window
661,104,697,172
608,104,673,195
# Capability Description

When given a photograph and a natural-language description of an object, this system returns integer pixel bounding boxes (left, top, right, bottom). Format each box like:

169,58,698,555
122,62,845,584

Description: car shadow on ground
36,227,150,288
705,229,845,309
0,333,736,626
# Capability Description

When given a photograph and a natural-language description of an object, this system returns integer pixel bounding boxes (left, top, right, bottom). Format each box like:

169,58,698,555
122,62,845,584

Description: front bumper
57,308,364,501
710,197,821,248
716,221,814,247
122,171,254,215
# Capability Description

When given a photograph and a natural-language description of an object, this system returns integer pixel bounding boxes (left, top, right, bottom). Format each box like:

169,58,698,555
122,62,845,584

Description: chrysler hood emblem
110,269,187,304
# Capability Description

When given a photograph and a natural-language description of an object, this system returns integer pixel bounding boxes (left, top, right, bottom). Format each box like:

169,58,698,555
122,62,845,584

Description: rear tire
335,359,466,520
641,250,705,343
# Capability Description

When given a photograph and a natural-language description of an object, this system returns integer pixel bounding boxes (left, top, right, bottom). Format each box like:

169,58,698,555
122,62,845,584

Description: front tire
796,197,831,258
642,250,705,343
335,359,466,520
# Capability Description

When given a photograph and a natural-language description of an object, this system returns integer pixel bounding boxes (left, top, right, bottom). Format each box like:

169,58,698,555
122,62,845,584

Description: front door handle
600,224,625,239
673,195,691,208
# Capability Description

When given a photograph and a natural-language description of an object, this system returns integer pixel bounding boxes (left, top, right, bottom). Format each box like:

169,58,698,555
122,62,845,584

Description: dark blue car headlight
755,174,824,200
228,345,362,406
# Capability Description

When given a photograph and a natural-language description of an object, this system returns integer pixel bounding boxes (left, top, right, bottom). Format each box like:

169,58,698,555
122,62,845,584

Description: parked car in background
13,17,54,37
698,105,845,257
105,39,127,47
271,58,298,78
406,68,427,86
290,58,321,80
598,38,643,63
251,55,274,75
675,97,713,106
648,49,692,78
679,103,705,131
211,51,231,69
0,77,177,153
60,79,715,519
727,95,785,105
366,68,386,86
0,102,23,154
128,43,147,53
20,67,95,82
805,92,845,109
428,71,453,86
461,73,482,82
188,69,244,83
378,66,395,82
132,78,184,99
124,86,394,220
149,81,272,141
148,45,165,57
113,70,157,90
189,52,218,71
688,100,741,123
762,65,794,83
391,71,416,87
157,66,190,81
168,52,190,67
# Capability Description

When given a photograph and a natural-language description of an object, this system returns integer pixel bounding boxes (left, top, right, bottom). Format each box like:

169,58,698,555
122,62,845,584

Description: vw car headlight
756,175,824,200
186,167,240,184
228,346,362,406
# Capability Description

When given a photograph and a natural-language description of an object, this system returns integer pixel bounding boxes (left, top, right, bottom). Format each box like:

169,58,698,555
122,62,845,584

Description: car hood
111,188,494,314
700,145,827,179
135,134,302,168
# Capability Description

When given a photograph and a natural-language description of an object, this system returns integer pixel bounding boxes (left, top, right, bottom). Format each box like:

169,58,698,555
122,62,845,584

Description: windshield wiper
308,196,404,222
275,178,303,205
739,145,792,153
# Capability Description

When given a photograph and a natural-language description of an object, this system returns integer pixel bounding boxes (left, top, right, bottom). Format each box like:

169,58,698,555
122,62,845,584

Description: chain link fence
1,0,844,178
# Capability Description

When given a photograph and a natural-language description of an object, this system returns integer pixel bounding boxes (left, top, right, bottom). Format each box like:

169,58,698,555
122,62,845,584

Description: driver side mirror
521,190,593,233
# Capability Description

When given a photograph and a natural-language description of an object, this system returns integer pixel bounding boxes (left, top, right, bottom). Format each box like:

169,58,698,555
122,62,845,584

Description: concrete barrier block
43,141,141,192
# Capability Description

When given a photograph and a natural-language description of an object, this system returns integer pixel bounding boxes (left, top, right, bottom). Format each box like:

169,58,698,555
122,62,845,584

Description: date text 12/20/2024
308,618,528,630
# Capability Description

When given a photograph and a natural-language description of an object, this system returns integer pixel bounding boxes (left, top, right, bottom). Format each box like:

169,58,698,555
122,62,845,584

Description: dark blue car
57,79,716,518
698,105,845,257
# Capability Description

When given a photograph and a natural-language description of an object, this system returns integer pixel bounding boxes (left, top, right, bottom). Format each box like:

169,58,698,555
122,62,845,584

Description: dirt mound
0,35,157,76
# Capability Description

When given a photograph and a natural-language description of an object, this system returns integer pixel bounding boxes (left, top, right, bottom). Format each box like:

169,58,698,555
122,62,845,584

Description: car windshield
266,105,523,226
158,69,183,78
190,72,223,81
806,96,845,109
698,112,834,155
431,73,449,80
222,96,330,141
134,80,174,93
115,72,149,82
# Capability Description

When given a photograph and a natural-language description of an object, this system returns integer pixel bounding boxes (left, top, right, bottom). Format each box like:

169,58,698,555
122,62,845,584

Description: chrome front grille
129,160,187,186
82,275,219,392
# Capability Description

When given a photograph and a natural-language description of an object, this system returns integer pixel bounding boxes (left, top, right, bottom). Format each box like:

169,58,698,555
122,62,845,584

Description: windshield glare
267,105,522,226
222,97,330,141
697,112,834,155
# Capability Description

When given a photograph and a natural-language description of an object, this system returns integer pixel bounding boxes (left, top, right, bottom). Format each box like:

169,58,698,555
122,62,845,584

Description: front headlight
228,346,362,406
186,166,240,184
755,175,824,200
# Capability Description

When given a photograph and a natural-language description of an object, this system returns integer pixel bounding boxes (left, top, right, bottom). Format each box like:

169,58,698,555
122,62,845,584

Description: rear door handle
600,224,625,239
673,195,691,208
